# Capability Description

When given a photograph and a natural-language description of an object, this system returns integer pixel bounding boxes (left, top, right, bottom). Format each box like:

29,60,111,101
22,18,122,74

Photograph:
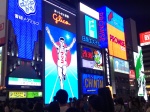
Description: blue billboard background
105,7,124,32
45,23,78,104
8,0,42,59
82,74,103,94
113,57,129,74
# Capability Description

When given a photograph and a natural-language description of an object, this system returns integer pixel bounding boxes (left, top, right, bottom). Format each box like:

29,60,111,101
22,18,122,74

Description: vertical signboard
8,0,42,59
0,0,6,45
97,7,127,60
44,0,78,104
133,46,147,99
105,48,111,86
79,3,100,48
6,0,42,89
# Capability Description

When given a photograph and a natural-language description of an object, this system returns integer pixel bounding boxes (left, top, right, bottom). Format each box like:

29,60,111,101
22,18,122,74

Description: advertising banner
113,57,129,74
44,0,78,104
108,24,127,60
81,46,103,70
97,6,126,60
139,31,150,46
8,0,42,59
82,74,103,94
79,3,100,48
133,46,147,99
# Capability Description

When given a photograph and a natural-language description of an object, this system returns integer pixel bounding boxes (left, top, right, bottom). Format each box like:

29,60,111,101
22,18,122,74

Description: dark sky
61,0,150,35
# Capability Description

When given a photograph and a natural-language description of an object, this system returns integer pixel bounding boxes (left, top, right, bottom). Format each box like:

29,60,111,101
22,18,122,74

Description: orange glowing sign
139,31,150,46
52,13,71,25
107,24,127,60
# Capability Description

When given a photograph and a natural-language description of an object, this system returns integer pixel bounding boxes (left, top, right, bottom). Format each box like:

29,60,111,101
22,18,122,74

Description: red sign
129,70,135,79
139,31,150,46
82,49,93,60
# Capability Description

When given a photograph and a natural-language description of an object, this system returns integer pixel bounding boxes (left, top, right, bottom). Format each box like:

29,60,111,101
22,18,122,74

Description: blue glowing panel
96,7,108,48
45,24,78,104
105,7,124,32
82,74,103,94
85,15,97,39
8,0,42,59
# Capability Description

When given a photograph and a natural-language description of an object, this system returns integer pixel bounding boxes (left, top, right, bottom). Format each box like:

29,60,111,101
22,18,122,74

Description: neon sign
52,13,71,25
97,7,108,48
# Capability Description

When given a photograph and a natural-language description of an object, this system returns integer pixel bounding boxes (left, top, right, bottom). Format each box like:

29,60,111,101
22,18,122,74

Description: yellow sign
9,91,26,98
107,24,127,60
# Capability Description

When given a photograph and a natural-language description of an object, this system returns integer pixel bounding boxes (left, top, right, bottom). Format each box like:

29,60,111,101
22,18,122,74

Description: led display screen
8,0,42,59
107,24,126,60
9,91,42,99
81,46,103,70
9,91,26,98
139,31,150,46
8,77,41,86
113,57,129,74
79,3,100,48
96,6,126,59
44,0,78,104
133,46,147,99
82,74,103,94
7,0,42,90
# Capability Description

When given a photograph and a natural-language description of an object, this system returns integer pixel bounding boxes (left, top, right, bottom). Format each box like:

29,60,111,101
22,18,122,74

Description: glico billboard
97,7,127,60
139,31,150,46
44,0,78,104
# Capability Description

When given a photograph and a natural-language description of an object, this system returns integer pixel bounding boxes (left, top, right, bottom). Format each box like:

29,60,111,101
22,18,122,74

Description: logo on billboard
53,13,71,25
85,15,97,39
140,31,150,46
18,0,36,15
108,11,113,21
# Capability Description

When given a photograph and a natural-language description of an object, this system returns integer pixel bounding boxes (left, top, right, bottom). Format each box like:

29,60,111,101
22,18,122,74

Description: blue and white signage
113,57,129,74
8,0,42,59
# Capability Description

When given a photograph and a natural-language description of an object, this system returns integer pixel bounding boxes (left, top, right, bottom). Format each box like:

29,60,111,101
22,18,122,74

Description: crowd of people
0,87,150,112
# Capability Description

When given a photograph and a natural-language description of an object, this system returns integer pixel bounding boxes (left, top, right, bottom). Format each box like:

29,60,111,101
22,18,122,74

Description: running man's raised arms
46,27,59,48
66,38,76,50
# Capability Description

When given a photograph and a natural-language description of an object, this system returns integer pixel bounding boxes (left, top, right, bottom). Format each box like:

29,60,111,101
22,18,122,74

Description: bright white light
66,34,70,39
80,2,99,20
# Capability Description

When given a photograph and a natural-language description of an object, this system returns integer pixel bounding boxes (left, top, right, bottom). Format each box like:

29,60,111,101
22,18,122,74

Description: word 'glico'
53,13,71,25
